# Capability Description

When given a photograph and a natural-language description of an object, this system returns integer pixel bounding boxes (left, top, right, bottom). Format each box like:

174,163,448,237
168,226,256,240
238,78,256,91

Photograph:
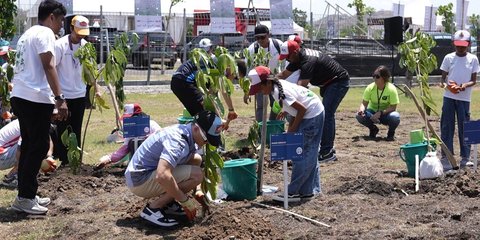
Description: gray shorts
0,144,19,170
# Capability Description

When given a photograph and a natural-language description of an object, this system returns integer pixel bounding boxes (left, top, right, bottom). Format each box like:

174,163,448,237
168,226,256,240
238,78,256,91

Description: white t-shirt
272,80,324,119
55,35,87,99
0,119,20,155
247,38,283,72
12,25,56,104
440,52,480,102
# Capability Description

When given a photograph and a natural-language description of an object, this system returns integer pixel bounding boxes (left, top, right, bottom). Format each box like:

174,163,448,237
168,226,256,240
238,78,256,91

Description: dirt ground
1,112,480,239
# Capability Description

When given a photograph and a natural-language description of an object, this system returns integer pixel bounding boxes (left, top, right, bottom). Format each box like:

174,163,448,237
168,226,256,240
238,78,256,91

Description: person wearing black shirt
278,40,350,163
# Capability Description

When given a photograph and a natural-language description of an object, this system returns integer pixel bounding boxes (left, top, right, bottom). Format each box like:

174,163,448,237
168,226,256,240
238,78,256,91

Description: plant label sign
123,116,150,138
464,120,480,144
270,132,303,161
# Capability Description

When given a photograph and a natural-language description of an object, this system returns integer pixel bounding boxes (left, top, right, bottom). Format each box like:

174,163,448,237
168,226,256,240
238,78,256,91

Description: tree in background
436,3,455,34
469,14,480,38
347,0,375,37
293,8,307,28
0,0,17,39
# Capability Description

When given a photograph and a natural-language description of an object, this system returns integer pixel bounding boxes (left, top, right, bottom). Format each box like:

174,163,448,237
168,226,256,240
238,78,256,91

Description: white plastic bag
419,151,444,179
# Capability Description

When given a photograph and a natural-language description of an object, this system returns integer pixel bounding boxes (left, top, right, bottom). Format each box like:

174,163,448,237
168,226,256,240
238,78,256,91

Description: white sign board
424,6,437,31
210,0,236,33
456,0,469,30
270,0,293,35
135,0,162,32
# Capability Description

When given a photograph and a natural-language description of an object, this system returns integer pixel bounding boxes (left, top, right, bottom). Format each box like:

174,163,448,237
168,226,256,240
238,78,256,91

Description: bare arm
358,100,369,116
287,101,307,132
459,73,477,90
276,69,292,79
156,160,189,202
297,78,310,88
440,70,448,88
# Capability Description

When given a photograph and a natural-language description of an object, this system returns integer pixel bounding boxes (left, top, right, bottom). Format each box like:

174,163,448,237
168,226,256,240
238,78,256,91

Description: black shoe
386,135,395,141
369,126,379,138
318,151,337,163
140,204,179,228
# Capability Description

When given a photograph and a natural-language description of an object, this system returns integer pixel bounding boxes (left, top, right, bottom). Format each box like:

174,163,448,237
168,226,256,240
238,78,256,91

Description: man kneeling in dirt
125,110,223,228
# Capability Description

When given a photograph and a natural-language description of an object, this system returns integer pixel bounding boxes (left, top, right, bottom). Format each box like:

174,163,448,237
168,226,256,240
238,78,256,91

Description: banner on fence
270,0,293,35
135,0,162,32
210,0,236,33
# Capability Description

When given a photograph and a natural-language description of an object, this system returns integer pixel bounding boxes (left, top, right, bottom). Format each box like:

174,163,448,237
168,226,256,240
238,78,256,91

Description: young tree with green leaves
347,0,372,36
0,0,17,39
436,3,455,34
398,30,457,168
469,14,480,38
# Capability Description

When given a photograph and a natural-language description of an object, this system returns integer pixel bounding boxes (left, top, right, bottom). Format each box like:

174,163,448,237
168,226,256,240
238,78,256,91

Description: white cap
453,30,470,47
199,38,213,50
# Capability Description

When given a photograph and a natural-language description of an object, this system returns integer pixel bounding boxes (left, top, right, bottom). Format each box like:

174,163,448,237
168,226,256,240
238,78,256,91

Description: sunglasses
195,123,208,143
372,74,381,79
255,35,267,40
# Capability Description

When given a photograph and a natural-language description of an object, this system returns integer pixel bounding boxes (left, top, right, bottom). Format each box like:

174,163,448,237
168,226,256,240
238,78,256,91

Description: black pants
171,76,204,116
11,97,54,199
54,97,85,164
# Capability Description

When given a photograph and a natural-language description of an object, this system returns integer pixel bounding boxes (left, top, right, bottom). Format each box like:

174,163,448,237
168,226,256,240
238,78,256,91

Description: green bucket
399,142,428,177
177,116,194,124
258,120,285,144
220,158,258,200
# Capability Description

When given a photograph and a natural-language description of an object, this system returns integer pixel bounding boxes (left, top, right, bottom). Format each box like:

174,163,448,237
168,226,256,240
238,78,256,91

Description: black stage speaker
384,16,403,45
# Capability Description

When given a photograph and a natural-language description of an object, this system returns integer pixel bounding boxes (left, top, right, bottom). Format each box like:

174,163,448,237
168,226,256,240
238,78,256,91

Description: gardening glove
446,80,461,94
40,157,57,173
194,190,211,215
94,154,112,171
178,196,197,221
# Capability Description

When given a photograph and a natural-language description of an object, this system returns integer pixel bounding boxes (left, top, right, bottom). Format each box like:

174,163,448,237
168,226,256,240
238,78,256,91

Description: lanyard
376,86,385,112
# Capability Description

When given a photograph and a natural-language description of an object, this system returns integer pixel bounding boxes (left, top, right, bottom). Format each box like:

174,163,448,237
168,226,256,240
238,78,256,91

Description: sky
19,0,480,25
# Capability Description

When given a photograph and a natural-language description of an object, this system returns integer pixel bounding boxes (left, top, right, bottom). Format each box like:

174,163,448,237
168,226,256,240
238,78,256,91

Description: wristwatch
54,94,65,101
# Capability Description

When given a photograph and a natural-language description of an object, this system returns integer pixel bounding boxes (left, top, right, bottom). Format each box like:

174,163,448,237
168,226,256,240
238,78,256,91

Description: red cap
288,35,302,44
278,40,300,60
0,46,12,56
248,66,271,95
123,103,143,118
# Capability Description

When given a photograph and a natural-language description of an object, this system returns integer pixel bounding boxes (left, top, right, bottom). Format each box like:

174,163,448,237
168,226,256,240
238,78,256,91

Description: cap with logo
278,40,300,60
453,30,470,47
194,110,223,147
123,103,143,118
247,66,271,95
254,24,269,36
71,15,90,36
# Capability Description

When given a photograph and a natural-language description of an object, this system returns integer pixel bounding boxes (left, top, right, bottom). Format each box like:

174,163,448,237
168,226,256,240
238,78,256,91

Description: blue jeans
288,112,324,195
355,109,401,135
319,78,349,155
440,97,471,159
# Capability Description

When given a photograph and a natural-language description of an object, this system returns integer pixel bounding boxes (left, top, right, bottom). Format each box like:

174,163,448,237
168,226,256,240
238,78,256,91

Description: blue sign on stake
270,132,303,161
464,120,480,144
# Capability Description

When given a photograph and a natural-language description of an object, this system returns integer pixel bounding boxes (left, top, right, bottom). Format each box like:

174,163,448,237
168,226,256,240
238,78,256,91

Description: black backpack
254,38,281,54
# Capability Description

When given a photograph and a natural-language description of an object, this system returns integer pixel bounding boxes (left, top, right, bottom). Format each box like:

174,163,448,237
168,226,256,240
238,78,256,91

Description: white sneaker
35,195,51,207
272,194,301,203
11,196,48,215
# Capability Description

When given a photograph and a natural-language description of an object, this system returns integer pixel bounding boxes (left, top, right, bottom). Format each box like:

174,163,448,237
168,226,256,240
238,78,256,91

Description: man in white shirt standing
54,15,98,166
245,25,283,121
10,0,68,215
440,30,480,171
